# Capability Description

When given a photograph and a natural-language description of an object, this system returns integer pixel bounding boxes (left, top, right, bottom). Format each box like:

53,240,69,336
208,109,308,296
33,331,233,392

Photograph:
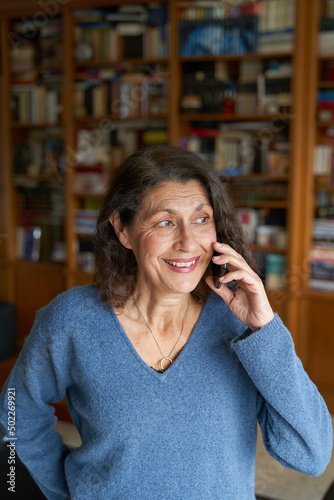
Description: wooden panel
0,265,15,302
66,270,94,288
267,290,289,327
306,298,334,413
15,264,65,348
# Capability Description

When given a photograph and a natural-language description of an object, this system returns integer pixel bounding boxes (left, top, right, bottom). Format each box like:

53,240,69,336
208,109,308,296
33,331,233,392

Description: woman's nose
173,224,197,253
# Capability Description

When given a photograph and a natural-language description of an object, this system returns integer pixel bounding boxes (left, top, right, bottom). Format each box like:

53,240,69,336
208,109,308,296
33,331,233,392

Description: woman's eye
156,220,173,228
195,216,209,224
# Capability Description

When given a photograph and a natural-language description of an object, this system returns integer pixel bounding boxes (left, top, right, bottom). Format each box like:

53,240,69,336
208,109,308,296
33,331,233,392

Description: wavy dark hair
94,145,253,307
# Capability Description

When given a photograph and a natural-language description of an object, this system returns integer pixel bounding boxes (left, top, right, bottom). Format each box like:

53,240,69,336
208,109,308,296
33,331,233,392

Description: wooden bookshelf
0,0,333,412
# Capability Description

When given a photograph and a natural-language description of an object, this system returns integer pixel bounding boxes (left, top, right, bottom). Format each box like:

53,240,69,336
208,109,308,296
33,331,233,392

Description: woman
0,145,332,499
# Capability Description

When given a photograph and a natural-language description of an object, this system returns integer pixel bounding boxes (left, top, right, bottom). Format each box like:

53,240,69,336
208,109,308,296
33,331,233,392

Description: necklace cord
133,296,191,362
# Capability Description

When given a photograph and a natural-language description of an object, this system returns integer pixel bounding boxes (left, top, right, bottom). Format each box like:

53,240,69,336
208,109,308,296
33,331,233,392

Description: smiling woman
0,145,332,500
94,145,252,307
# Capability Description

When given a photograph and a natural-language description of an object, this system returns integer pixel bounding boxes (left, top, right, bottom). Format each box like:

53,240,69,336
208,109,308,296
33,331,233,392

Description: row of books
17,183,64,219
75,24,168,61
313,218,334,245
178,1,295,31
75,209,99,235
179,122,289,176
313,145,334,181
11,85,62,124
15,182,65,262
309,245,334,292
317,90,334,122
178,1,295,57
73,5,167,24
75,168,107,197
237,207,287,247
10,19,63,70
319,17,334,56
13,131,64,177
228,180,288,203
256,252,287,291
75,127,168,167
181,60,292,116
326,0,334,17
179,16,259,56
74,71,168,119
16,221,65,262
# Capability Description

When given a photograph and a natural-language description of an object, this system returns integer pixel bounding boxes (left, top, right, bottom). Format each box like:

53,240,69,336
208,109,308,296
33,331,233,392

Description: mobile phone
210,233,229,290
210,233,238,292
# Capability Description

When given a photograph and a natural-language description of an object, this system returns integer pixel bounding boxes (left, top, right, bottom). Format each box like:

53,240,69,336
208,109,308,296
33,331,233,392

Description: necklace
133,296,191,372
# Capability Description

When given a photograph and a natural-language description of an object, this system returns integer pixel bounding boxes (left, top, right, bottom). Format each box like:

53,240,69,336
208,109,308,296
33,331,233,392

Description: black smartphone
210,233,229,290
210,233,238,292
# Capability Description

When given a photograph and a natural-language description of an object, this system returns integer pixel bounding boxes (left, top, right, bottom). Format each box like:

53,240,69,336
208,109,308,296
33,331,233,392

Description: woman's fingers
205,275,235,302
212,253,258,279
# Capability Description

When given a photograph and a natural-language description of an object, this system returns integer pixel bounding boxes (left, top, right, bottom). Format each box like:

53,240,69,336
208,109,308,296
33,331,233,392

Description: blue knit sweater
0,285,332,499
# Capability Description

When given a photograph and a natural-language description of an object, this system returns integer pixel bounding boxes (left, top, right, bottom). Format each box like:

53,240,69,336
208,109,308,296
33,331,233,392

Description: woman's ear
109,214,132,249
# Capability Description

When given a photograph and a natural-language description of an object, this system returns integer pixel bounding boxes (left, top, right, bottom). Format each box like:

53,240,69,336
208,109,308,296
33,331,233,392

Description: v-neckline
109,297,210,381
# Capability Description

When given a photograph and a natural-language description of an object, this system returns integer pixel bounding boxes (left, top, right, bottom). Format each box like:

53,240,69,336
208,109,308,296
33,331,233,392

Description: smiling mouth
163,258,198,268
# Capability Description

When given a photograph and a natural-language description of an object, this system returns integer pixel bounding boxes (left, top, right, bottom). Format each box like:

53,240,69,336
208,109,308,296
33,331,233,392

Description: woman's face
120,180,217,298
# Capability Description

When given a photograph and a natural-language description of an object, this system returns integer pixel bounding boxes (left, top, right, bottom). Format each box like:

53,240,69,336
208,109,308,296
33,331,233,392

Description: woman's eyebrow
145,203,209,219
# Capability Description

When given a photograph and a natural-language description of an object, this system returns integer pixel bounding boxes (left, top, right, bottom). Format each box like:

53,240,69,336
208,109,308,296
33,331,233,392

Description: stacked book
179,2,261,56
13,130,64,177
11,85,62,124
75,209,100,235
318,17,334,56
312,213,334,290
317,90,334,122
257,0,295,54
309,244,334,292
180,120,289,176
74,70,168,119
313,145,334,180
74,5,168,61
178,0,295,57
16,183,65,262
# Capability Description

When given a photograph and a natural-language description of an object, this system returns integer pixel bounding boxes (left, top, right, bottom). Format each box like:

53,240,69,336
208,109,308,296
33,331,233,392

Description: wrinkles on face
123,181,217,297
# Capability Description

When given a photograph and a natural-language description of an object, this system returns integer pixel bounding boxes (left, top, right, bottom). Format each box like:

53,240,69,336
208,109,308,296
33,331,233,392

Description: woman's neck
131,291,192,332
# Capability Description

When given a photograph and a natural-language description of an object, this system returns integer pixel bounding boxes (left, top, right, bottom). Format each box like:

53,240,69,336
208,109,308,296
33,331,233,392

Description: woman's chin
164,275,203,295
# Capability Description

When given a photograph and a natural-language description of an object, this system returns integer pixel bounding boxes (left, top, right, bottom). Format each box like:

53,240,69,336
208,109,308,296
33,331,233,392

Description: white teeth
165,259,196,268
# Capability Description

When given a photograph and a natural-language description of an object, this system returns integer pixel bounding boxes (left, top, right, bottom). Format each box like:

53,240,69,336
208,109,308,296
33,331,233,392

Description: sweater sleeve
0,305,72,500
231,314,333,476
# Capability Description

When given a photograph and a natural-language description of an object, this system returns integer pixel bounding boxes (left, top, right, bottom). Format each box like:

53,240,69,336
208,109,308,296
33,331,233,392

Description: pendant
159,356,174,372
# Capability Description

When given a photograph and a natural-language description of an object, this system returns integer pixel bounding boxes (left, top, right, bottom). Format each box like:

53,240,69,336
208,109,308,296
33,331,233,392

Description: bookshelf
66,2,170,287
0,0,333,411
170,0,302,325
292,0,334,412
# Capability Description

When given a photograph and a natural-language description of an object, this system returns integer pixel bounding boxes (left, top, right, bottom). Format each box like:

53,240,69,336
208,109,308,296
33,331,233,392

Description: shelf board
179,113,292,122
314,185,334,192
316,120,334,128
10,66,63,74
11,122,64,129
222,174,289,182
179,52,293,63
74,57,168,68
13,174,62,183
318,55,334,61
318,81,334,88
252,244,287,254
233,200,288,209
73,115,167,124
0,259,65,270
307,288,334,300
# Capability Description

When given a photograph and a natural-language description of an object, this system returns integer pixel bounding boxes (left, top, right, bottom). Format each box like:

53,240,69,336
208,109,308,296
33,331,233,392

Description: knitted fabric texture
0,285,332,499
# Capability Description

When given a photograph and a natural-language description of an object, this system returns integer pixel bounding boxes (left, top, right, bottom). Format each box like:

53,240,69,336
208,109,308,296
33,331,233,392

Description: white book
266,1,278,32
46,90,59,124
